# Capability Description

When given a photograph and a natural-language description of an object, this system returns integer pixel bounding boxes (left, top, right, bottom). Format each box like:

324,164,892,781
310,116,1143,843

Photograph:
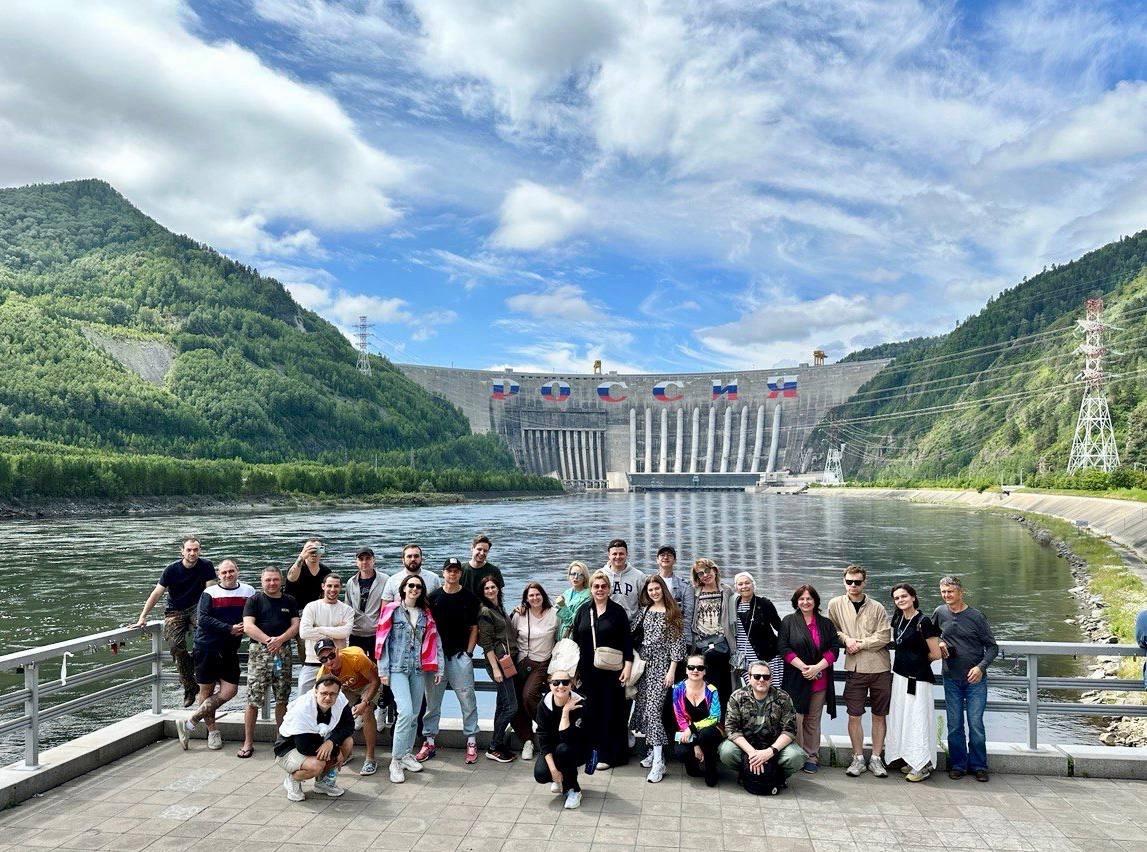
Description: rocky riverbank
1012,513,1147,747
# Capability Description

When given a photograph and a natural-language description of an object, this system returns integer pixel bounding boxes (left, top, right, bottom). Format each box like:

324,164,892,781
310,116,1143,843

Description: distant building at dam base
397,360,889,490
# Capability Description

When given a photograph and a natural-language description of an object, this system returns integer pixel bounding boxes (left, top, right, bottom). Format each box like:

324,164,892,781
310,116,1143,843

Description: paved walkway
0,739,1144,852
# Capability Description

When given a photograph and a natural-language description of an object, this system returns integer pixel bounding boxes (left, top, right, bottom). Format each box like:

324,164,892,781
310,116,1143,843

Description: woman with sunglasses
375,574,443,784
777,584,840,774
632,575,686,782
510,582,559,760
671,653,723,787
533,669,588,809
555,562,591,639
729,572,784,687
477,577,519,763
571,569,634,769
691,558,736,714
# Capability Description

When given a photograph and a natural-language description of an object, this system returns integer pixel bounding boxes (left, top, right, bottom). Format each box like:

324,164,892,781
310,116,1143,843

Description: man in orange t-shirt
315,640,381,775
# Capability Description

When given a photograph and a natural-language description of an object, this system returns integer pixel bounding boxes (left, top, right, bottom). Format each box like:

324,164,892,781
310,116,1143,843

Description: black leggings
675,725,722,787
533,743,586,792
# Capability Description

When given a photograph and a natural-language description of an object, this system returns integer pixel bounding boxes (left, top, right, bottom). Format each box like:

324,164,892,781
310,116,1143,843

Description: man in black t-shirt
134,537,216,706
285,539,331,658
460,534,504,599
419,557,481,764
239,566,300,758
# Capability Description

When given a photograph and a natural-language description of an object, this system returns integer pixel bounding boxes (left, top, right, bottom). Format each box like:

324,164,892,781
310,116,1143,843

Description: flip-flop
236,746,255,759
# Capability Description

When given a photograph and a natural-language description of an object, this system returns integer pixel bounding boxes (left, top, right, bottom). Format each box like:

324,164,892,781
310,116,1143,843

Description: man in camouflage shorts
719,660,806,784
239,567,300,758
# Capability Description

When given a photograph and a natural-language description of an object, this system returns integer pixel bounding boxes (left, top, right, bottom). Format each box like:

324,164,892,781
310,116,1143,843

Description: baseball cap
356,546,375,558
442,557,463,571
314,639,337,655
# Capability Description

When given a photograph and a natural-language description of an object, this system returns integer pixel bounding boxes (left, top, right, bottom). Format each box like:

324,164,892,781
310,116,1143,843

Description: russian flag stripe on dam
767,376,799,398
540,381,571,401
491,380,519,400
652,381,684,402
711,379,738,400
597,382,628,402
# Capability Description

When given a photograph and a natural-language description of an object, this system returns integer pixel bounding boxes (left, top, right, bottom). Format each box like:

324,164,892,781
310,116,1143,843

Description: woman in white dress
885,582,941,781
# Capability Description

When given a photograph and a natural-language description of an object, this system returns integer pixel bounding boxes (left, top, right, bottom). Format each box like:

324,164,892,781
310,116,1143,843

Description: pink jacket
375,601,442,672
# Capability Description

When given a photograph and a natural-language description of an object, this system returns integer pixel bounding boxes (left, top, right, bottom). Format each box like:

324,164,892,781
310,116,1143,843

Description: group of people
135,535,999,807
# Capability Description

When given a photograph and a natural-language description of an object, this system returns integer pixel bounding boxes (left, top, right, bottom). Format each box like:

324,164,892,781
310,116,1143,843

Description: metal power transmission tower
1067,298,1119,474
822,443,845,485
354,315,373,376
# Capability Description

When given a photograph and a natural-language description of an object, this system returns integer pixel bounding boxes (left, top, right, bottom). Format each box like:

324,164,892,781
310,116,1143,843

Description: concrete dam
397,360,889,489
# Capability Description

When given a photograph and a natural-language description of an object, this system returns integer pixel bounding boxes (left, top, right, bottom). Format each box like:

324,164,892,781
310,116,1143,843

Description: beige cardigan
826,595,891,673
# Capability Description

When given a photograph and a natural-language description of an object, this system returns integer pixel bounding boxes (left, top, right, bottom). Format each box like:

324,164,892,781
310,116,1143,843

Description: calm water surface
0,493,1093,761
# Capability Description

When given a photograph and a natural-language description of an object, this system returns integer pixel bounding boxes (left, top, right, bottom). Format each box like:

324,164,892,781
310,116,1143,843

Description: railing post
150,624,163,715
24,661,40,768
1026,654,1039,750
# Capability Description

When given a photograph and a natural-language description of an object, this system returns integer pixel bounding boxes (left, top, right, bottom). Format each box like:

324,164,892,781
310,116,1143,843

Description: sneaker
283,775,305,802
521,740,535,761
906,768,931,783
646,759,665,784
640,753,654,769
415,741,437,762
389,762,405,783
485,749,514,763
564,790,582,810
206,730,223,751
550,781,562,794
868,755,888,778
595,762,611,771
899,763,912,775
801,760,819,774
313,777,346,797
360,760,377,776
845,755,868,777
399,753,424,773
177,720,192,751
948,768,966,780
975,769,990,782
465,742,478,764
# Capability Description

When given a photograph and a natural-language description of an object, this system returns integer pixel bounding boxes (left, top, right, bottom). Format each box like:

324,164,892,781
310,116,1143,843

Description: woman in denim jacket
376,575,443,783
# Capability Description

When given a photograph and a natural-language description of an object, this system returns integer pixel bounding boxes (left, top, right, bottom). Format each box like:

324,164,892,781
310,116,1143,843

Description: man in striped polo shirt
178,560,256,750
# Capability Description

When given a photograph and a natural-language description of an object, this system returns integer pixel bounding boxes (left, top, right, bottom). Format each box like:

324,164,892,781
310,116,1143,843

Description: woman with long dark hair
777,584,840,774
477,577,519,762
511,581,558,760
571,569,633,769
375,574,443,784
632,574,686,782
671,653,723,787
691,557,736,713
886,582,941,781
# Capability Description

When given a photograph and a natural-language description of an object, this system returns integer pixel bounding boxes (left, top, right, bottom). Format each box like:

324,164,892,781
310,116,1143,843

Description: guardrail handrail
1,631,1143,769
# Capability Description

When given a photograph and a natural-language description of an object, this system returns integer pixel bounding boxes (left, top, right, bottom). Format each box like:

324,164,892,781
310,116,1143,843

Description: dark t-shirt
243,591,300,637
461,563,504,599
428,586,481,657
158,559,216,613
891,612,939,683
356,574,376,612
284,563,331,609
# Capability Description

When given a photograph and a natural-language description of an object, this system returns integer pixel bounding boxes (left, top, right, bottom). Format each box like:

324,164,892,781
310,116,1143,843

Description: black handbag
632,607,648,649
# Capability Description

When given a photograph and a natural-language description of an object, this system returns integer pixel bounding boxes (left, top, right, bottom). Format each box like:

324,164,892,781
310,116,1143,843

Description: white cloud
0,0,406,257
491,181,589,250
506,284,598,321
493,341,646,375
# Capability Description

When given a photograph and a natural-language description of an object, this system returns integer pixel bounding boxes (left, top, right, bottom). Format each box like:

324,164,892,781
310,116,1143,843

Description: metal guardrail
1,629,1144,769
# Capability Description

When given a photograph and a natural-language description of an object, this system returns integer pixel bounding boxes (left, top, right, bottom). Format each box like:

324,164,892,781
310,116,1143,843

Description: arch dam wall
396,360,889,489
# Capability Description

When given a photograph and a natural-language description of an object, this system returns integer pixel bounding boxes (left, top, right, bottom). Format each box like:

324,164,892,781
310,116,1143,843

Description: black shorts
194,646,240,685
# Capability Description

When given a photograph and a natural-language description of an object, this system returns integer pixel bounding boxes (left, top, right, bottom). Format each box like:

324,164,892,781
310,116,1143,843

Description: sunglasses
750,673,770,681
549,678,572,687
696,567,714,575
318,653,336,664
686,664,706,672
845,579,864,586
406,584,424,590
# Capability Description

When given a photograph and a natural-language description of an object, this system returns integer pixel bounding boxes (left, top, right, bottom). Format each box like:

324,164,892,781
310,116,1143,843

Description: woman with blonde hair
555,561,591,639
691,557,736,712
631,574,686,782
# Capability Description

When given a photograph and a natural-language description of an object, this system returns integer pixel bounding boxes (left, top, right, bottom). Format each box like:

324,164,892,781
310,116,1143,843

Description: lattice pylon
822,443,845,485
355,315,372,376
1067,299,1119,474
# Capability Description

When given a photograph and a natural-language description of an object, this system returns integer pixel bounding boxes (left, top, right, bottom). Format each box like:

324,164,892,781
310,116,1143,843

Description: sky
2,0,1146,373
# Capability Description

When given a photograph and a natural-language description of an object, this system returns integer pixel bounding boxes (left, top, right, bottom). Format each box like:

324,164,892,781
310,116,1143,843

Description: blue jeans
491,677,519,751
944,675,988,772
423,653,479,738
389,669,425,761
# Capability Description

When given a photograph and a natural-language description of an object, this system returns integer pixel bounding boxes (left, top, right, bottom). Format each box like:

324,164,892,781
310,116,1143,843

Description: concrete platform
1,732,1145,852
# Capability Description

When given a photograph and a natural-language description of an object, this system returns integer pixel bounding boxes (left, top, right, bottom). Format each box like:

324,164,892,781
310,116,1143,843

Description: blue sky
2,1,1146,372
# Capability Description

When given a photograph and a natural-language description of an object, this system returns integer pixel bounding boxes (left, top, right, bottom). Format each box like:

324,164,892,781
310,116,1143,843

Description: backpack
740,752,787,796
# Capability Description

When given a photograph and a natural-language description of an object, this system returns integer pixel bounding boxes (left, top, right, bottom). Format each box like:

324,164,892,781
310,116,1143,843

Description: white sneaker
177,720,193,750
312,778,345,797
521,740,535,761
868,755,888,778
206,730,223,750
399,753,423,773
564,790,582,810
283,775,304,802
389,762,405,783
640,753,653,769
846,755,868,777
550,781,562,794
646,760,665,784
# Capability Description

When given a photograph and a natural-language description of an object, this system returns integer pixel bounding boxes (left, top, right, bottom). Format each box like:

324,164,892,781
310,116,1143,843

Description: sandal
236,746,255,759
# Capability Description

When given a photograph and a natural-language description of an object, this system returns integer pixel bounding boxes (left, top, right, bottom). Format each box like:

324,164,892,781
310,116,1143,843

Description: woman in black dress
777,584,840,773
571,569,633,769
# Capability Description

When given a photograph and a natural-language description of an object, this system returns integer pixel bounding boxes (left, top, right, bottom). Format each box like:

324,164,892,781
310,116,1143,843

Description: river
0,492,1092,763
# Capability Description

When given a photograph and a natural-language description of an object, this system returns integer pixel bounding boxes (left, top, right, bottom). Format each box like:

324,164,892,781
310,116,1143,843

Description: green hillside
0,179,497,467
828,231,1147,485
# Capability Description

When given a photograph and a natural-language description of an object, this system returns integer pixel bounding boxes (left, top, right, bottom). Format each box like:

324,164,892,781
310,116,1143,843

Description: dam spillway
397,360,889,489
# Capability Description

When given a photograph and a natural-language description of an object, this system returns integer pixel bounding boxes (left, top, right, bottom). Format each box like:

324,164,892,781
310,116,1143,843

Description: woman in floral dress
631,574,686,783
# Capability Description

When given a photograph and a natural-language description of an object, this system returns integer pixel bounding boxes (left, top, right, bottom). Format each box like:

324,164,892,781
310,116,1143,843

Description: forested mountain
0,179,510,470
829,231,1147,484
